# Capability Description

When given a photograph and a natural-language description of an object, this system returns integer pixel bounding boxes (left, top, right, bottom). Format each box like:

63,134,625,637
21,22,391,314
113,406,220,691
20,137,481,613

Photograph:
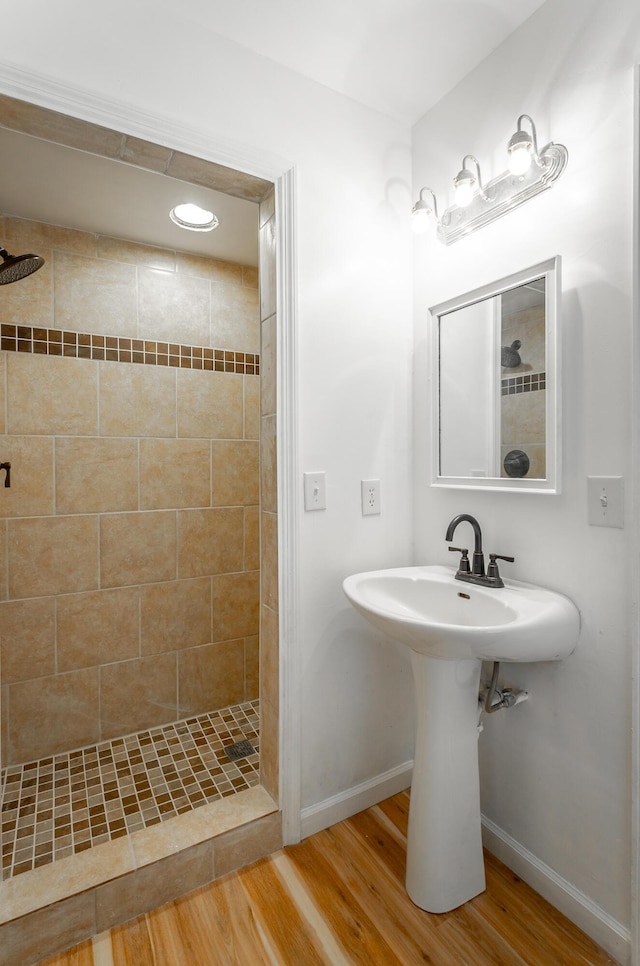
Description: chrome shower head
0,247,45,285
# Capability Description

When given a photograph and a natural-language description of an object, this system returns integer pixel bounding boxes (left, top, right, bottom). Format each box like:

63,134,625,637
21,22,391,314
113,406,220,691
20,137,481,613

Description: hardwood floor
41,791,619,966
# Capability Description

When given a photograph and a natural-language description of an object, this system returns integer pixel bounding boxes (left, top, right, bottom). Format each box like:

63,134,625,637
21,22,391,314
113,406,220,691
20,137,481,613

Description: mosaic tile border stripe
0,324,259,375
501,371,546,396
0,700,260,880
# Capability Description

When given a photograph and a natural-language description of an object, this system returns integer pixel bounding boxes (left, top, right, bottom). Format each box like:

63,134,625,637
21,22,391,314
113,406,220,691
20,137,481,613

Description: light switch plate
303,471,326,511
587,476,624,528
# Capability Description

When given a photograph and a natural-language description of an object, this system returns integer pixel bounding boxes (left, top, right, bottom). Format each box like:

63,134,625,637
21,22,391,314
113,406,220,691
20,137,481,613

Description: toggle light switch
587,476,624,528
303,471,327,511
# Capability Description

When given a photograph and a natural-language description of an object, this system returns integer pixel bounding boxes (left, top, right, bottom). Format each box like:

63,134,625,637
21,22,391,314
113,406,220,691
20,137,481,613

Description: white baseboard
482,815,631,965
299,761,413,840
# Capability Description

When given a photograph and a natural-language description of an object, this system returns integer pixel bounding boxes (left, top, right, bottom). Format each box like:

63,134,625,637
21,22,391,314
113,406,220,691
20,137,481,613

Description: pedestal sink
342,564,579,913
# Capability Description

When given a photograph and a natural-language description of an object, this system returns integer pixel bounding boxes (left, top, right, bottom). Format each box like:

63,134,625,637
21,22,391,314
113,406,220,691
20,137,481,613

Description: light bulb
508,144,532,176
412,206,430,234
454,179,474,208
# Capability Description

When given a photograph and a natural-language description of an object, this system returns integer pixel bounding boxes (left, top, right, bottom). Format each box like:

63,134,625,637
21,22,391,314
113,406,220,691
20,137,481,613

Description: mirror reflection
431,256,559,493
439,277,546,480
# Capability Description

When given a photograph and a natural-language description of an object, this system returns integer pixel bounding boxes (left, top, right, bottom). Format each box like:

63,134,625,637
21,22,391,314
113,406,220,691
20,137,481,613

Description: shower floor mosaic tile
0,700,260,881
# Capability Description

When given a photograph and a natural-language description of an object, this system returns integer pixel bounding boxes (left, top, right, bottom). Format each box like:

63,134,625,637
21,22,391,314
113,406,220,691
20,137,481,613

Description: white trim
0,63,301,847
299,762,413,840
482,816,631,965
631,63,640,966
276,167,302,846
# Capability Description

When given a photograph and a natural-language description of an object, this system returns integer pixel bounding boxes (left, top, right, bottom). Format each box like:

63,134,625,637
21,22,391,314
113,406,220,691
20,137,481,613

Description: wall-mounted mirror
430,256,561,492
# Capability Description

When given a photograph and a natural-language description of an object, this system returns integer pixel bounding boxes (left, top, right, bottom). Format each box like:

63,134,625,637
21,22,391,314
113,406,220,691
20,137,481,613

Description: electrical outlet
303,471,326,511
361,479,381,516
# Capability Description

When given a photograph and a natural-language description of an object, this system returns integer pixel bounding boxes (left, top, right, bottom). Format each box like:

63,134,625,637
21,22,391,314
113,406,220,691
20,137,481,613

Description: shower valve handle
0,461,11,488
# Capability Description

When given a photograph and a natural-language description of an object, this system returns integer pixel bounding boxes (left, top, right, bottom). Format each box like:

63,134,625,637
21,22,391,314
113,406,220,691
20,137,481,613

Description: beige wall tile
244,505,260,572
120,135,172,172
0,520,7,601
1,683,7,768
3,216,97,257
99,363,176,438
259,216,276,321
260,693,279,803
54,251,138,336
177,370,243,440
140,438,210,510
177,508,243,579
166,152,270,204
175,252,243,286
0,250,53,327
0,597,55,684
55,437,138,514
57,588,140,672
501,388,546,445
260,414,277,514
211,440,259,507
100,511,176,588
8,515,99,599
178,640,245,716
213,812,282,878
210,283,260,353
244,375,260,441
245,634,260,700
0,435,54,517
97,235,176,271
260,511,279,613
140,578,211,655
0,890,96,966
212,571,260,642
137,267,209,345
0,354,5,434
7,667,99,763
243,265,259,289
95,842,213,933
7,353,98,436
260,604,279,720
260,314,277,417
0,97,123,156
99,652,177,740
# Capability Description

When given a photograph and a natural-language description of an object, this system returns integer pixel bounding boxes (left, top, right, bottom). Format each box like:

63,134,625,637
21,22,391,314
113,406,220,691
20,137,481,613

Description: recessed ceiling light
169,203,219,232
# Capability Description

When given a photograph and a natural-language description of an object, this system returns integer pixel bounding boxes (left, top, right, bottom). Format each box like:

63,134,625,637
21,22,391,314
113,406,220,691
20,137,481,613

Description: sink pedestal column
406,653,485,913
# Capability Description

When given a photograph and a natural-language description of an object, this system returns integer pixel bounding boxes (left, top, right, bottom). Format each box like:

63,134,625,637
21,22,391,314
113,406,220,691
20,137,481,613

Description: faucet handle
448,546,471,574
487,553,514,582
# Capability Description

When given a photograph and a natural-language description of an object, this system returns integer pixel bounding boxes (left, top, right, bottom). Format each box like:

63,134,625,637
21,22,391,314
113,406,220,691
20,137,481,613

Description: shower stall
0,94,281,964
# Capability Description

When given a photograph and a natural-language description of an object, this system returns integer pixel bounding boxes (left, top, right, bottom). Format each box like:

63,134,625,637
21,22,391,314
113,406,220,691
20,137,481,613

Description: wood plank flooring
41,791,619,966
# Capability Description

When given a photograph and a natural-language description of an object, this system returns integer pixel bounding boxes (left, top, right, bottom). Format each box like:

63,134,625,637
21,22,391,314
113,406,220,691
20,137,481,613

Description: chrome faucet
445,513,514,588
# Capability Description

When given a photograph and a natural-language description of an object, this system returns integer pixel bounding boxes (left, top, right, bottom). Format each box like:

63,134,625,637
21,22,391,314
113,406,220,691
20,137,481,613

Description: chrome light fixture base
437,141,568,245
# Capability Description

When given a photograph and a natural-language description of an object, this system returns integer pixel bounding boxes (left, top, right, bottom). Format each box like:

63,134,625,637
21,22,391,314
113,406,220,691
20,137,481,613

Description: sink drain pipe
481,661,529,714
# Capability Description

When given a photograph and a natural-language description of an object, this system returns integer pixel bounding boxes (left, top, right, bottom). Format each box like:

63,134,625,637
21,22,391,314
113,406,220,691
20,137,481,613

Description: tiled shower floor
0,699,260,881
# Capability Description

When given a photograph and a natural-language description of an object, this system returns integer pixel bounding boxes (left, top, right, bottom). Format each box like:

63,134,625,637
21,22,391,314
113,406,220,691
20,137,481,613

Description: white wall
0,4,415,819
413,0,639,937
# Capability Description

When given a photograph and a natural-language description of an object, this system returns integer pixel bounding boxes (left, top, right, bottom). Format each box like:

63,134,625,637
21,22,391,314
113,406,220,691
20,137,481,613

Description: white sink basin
343,564,579,662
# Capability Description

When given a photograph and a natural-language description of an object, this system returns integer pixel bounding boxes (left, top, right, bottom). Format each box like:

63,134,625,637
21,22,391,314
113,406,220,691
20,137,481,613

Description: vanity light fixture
169,202,219,232
411,187,440,234
452,155,489,208
411,113,568,245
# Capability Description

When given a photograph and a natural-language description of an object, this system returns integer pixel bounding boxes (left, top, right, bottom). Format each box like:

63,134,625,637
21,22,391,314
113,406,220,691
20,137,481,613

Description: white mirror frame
429,255,561,493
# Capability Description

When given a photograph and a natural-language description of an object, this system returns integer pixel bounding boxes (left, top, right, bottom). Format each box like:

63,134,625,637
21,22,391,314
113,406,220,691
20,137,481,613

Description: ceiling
0,1,546,266
164,0,548,124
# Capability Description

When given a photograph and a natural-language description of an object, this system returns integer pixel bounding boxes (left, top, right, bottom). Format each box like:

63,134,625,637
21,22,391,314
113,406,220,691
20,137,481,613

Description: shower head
0,247,45,285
